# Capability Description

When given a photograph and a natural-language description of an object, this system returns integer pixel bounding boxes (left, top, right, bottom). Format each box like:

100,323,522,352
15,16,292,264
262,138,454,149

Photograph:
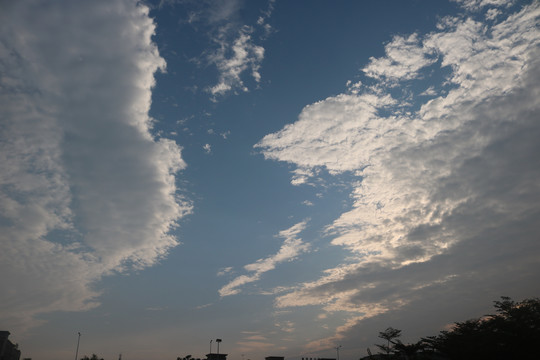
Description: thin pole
216,339,222,357
335,345,341,360
75,332,81,360
210,340,212,354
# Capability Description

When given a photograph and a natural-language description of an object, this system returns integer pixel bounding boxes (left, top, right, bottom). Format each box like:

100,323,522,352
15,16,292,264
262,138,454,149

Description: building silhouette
0,332,20,360
205,354,227,360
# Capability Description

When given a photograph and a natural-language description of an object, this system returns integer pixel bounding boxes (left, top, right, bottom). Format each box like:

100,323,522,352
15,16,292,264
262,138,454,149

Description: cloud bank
256,0,540,350
0,0,190,330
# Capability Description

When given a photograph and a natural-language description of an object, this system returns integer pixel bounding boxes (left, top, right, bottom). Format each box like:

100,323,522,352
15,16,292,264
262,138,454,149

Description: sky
1,0,539,359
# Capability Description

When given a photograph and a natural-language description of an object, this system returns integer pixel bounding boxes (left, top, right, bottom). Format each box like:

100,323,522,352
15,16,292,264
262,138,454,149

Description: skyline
1,0,540,360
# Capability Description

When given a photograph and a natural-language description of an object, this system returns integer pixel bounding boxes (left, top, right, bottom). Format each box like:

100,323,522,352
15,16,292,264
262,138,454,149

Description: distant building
205,353,227,360
265,357,284,360
0,331,21,360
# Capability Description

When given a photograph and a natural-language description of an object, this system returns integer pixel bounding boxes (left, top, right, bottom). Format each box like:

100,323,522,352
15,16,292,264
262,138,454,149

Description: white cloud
256,92,398,175
275,320,295,333
203,143,212,154
0,0,191,331
485,8,502,20
207,0,243,23
236,336,280,355
419,86,438,96
157,1,274,100
363,33,437,82
452,0,515,11
243,334,268,341
257,0,276,38
172,0,271,98
256,1,540,347
195,303,212,310
219,221,310,297
208,25,265,97
217,266,234,276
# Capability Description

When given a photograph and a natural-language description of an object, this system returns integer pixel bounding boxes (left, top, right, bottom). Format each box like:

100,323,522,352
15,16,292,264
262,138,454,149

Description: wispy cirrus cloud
237,329,287,354
166,0,274,98
219,220,310,297
0,0,191,331
256,0,540,351
207,24,265,96
452,0,515,11
205,0,276,98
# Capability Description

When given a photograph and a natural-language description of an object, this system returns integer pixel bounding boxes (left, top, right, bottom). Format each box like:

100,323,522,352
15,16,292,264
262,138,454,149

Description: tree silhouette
422,297,540,359
361,297,540,360
392,340,426,359
81,354,104,360
376,327,402,355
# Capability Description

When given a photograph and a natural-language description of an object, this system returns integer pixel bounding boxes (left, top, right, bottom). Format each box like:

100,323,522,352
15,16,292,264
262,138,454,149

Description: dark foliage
361,297,540,360
376,327,402,355
422,297,540,360
81,354,104,360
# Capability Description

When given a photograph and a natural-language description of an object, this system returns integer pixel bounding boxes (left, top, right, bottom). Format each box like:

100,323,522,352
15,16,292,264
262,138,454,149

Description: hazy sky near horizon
1,0,539,359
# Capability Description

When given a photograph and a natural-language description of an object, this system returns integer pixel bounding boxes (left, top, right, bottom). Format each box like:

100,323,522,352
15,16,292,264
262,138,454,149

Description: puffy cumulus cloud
256,1,540,350
0,0,191,331
363,33,438,82
256,92,398,176
219,221,310,297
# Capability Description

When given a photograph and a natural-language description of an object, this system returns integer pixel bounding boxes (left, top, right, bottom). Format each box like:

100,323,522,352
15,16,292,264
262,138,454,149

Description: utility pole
75,332,81,360
216,339,222,357
335,345,341,360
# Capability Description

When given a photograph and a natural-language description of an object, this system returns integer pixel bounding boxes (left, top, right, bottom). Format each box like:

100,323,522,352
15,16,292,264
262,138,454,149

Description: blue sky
1,0,540,359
